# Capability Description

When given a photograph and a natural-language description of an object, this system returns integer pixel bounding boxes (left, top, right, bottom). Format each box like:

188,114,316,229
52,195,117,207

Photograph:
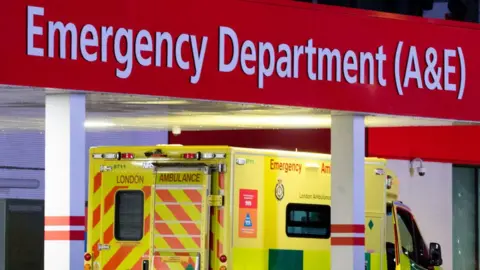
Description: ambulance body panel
84,145,443,270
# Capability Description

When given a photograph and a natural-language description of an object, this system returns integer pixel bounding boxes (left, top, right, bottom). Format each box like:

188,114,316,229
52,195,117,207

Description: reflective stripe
45,225,85,231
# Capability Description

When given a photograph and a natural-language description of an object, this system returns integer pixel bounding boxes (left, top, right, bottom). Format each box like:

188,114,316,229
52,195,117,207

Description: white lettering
80,24,98,62
190,35,208,84
155,32,173,68
318,48,341,82
113,28,133,79
293,45,304,79
240,40,256,75
306,39,316,80
27,8,467,95
27,6,44,57
360,52,374,84
343,50,358,84
403,46,423,88
101,26,113,62
219,26,238,72
276,44,292,78
258,42,275,89
48,21,78,60
444,49,457,91
135,29,153,67
376,46,387,87
176,34,190,70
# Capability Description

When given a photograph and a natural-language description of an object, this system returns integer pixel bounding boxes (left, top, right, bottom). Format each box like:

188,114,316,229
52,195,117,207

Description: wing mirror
429,242,443,266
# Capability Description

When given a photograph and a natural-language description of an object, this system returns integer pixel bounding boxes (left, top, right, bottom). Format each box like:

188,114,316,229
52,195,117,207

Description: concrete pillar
330,113,365,270
44,93,86,270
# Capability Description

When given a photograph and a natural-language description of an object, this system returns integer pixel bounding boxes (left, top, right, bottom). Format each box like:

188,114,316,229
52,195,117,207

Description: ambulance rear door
96,159,151,270
149,164,213,270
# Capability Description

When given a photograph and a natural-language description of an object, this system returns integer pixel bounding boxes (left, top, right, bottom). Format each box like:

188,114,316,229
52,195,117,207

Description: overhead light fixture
121,100,190,105
84,121,115,128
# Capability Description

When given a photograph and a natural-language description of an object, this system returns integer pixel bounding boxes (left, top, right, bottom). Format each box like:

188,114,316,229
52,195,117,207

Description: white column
44,93,86,270
330,113,365,270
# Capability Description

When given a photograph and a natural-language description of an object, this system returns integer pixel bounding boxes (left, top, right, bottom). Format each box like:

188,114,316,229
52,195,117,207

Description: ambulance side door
392,204,429,270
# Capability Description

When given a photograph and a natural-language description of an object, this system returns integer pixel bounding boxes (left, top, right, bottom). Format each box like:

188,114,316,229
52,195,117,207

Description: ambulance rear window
114,190,144,241
285,203,330,239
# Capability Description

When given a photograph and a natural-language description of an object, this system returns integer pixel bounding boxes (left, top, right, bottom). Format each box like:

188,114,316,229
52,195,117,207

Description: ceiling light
84,121,115,128
121,100,190,105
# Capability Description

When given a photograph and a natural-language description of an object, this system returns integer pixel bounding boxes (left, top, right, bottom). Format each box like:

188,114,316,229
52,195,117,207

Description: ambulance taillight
183,153,199,159
220,254,227,263
121,153,135,159
183,152,226,160
84,252,92,261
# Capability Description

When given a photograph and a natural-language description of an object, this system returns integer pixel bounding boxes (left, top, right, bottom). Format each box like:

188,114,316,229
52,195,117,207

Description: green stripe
268,249,303,270
365,253,371,270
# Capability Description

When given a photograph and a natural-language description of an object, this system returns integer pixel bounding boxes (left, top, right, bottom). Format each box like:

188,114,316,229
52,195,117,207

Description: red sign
0,0,479,120
239,189,258,209
238,189,258,238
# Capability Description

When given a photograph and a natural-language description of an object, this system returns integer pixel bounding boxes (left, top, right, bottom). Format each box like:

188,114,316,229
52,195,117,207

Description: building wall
0,130,168,200
168,129,331,153
0,200,5,270
387,159,453,270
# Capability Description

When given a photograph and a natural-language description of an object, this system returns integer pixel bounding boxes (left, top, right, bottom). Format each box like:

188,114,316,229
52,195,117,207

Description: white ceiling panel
0,85,472,131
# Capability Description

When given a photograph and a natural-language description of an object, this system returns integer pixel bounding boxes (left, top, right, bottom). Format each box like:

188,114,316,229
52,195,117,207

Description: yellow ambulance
84,145,444,270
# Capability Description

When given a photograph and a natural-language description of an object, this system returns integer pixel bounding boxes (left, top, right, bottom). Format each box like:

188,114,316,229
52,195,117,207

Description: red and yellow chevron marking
153,188,203,251
87,171,155,270
209,171,227,270
87,165,219,270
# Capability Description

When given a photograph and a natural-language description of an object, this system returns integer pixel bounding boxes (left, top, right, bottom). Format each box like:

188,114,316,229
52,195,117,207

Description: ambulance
84,145,444,270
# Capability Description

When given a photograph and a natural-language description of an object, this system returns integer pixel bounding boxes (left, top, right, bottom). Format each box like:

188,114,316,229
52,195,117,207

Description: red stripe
132,258,144,270
156,222,176,234
45,216,85,226
217,208,224,227
162,236,185,250
154,222,195,248
45,230,84,240
181,223,201,235
103,245,135,270
104,186,128,214
144,214,151,235
209,231,214,251
193,236,201,247
331,237,365,246
216,240,223,258
180,256,196,268
156,190,177,202
157,190,202,238
92,240,100,259
218,172,224,190
93,173,102,193
331,224,364,233
143,186,152,199
183,189,202,203
104,224,114,244
92,206,101,228
154,212,185,249
165,204,193,222
154,257,170,269
393,213,400,263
